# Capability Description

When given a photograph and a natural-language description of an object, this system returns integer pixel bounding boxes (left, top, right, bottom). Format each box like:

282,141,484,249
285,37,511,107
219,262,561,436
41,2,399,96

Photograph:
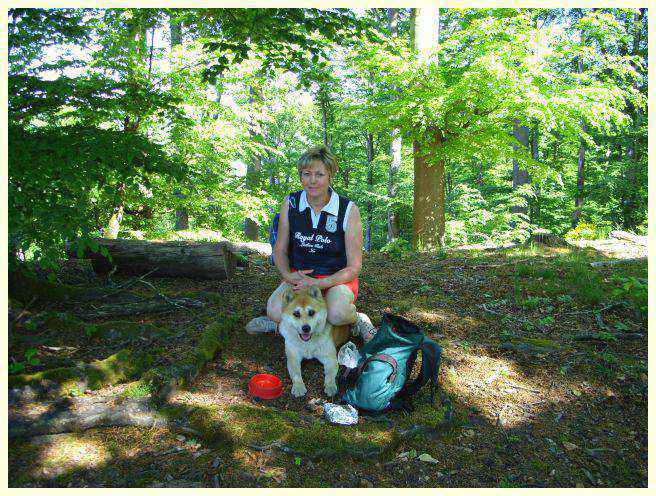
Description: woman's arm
297,204,363,291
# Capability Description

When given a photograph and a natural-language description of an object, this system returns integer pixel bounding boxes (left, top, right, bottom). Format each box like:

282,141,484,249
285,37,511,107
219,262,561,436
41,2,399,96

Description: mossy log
68,238,236,280
84,296,204,320
8,348,154,397
8,395,199,440
9,269,90,305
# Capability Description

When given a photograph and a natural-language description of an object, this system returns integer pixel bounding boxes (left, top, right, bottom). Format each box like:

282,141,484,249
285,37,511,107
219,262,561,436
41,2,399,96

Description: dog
279,285,350,398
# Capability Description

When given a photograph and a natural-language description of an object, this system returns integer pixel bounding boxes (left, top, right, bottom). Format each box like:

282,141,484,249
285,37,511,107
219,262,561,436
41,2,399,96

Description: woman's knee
266,282,289,323
326,286,356,325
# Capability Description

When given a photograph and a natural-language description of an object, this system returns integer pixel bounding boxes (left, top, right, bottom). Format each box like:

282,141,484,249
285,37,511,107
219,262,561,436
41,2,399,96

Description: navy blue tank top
287,189,352,276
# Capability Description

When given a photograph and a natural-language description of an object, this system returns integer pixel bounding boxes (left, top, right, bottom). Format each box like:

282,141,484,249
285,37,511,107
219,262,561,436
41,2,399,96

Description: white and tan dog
279,286,350,398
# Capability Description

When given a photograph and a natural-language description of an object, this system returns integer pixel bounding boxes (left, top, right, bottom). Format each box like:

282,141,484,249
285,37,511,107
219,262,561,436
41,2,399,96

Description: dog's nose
301,324,311,333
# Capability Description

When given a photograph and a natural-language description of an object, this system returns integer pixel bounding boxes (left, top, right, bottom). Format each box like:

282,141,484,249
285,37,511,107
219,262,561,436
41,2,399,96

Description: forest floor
8,241,648,488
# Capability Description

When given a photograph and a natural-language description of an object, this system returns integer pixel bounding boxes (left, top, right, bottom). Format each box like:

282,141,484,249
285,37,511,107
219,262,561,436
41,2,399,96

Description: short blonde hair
297,145,338,179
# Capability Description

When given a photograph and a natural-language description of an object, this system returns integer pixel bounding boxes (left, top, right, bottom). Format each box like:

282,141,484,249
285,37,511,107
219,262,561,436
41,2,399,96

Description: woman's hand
284,269,328,291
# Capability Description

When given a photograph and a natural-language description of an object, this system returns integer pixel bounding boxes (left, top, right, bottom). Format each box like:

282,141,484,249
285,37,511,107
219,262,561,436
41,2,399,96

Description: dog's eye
308,309,315,317
293,310,301,318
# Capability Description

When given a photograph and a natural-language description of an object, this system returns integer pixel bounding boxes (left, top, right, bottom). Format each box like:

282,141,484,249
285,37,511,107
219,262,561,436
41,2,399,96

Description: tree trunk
107,14,147,237
530,122,541,223
476,160,484,189
571,42,587,228
365,132,375,251
319,87,332,148
69,238,237,280
413,131,445,249
572,125,587,228
412,7,444,250
340,142,350,188
105,182,126,239
386,8,401,243
170,15,189,230
245,84,263,241
511,120,531,219
620,9,645,230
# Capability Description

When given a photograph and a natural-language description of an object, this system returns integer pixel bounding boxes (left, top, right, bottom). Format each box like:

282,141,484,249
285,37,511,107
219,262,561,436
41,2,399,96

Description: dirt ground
7,243,648,488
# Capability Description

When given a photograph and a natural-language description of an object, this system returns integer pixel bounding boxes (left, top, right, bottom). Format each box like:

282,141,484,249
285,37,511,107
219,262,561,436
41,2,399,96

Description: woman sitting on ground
246,145,375,341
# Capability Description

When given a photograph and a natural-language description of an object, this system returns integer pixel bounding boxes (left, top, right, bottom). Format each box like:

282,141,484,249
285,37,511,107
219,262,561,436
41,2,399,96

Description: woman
246,145,375,341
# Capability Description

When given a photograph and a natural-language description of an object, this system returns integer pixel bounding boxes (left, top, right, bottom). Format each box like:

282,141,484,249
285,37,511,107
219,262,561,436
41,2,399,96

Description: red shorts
291,270,359,301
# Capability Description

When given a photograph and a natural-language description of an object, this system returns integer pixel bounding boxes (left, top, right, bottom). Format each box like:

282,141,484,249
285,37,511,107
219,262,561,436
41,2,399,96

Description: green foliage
120,381,155,398
610,275,647,321
565,221,612,241
380,238,412,259
9,348,41,374
9,124,182,264
7,8,647,260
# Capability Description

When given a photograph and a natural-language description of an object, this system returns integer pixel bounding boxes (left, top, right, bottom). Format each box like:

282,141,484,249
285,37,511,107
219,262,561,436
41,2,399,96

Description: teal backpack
338,313,444,414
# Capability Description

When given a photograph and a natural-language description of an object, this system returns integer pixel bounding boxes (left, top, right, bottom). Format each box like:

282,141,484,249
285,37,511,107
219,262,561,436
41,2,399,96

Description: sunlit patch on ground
30,436,110,479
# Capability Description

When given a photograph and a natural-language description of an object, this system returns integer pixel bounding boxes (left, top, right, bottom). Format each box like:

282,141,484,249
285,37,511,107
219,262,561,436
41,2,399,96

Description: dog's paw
324,381,338,397
291,382,307,398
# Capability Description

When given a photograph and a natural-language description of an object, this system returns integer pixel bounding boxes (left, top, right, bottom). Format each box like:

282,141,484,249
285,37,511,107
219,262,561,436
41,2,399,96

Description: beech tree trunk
511,120,531,220
105,182,126,239
530,122,541,223
106,14,147,238
170,16,189,230
245,84,263,241
413,131,445,249
70,238,237,280
386,8,401,243
412,7,445,250
319,86,332,148
364,132,375,251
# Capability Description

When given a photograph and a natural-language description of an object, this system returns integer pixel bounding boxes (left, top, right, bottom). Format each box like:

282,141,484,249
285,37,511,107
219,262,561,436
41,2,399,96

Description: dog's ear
282,287,295,306
308,285,321,299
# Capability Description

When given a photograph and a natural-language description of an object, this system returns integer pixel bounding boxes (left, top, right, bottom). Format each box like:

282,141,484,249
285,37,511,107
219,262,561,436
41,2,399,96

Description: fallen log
219,240,272,258
589,258,646,268
8,348,154,398
67,238,236,280
573,333,644,342
82,296,204,320
610,230,648,247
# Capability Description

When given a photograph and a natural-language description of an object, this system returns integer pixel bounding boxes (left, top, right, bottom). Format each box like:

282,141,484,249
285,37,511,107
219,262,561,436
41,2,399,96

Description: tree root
138,316,236,403
8,394,197,440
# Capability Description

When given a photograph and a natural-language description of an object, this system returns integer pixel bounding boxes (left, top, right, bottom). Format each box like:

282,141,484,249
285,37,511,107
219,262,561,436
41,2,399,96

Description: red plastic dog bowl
249,374,283,400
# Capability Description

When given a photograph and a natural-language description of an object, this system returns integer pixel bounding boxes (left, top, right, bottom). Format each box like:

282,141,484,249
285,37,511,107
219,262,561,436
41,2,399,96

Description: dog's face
280,286,328,342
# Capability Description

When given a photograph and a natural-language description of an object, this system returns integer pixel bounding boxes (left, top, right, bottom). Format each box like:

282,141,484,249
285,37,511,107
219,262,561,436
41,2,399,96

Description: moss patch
8,348,154,395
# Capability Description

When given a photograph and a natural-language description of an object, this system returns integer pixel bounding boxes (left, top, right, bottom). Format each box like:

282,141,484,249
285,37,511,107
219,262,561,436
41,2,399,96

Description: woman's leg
266,281,292,323
325,284,357,326
326,284,377,342
246,281,289,334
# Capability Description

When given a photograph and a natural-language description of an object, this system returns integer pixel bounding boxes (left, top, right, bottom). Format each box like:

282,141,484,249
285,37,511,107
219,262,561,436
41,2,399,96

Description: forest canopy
8,7,648,266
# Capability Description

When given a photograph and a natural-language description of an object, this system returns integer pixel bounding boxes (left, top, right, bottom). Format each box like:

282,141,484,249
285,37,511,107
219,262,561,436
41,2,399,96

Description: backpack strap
356,354,398,383
336,353,398,400
391,339,442,410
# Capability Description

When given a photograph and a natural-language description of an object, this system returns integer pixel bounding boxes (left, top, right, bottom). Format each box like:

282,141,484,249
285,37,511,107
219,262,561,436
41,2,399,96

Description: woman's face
300,160,331,199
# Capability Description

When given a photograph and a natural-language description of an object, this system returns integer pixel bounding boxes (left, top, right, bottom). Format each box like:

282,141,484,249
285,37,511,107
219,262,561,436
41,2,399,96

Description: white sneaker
245,316,278,335
352,312,377,343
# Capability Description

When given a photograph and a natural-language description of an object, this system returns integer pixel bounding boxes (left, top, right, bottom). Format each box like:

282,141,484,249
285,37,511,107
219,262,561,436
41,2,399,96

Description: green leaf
9,362,26,374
